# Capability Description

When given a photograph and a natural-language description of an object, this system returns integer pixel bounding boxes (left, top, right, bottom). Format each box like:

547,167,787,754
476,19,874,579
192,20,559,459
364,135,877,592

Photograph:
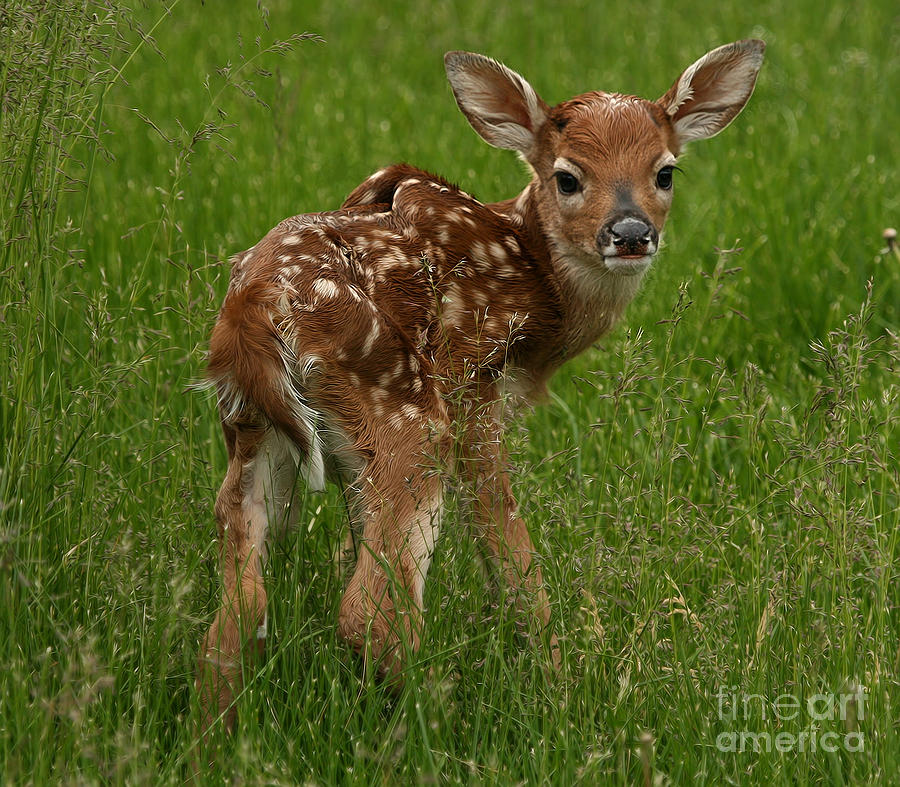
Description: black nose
598,217,657,256
611,217,652,246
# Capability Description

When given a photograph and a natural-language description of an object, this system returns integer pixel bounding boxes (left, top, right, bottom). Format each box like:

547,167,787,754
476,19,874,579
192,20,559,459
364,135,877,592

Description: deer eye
555,171,579,195
656,166,675,190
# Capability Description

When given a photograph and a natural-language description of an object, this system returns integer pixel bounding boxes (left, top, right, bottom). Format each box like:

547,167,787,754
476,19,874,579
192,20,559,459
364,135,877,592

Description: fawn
197,40,765,729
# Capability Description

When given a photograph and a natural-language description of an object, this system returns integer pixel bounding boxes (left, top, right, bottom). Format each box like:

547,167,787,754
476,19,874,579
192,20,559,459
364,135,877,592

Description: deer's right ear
444,52,549,159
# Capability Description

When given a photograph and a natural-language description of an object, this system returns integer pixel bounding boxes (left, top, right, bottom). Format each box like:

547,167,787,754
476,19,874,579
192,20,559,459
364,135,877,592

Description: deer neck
492,181,647,365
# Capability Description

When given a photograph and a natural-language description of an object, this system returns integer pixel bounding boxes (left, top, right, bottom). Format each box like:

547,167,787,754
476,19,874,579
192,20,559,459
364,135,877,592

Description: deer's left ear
657,39,765,146
444,51,550,160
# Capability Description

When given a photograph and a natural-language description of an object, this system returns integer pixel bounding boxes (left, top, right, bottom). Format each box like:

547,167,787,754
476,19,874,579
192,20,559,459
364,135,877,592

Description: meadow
1,0,898,783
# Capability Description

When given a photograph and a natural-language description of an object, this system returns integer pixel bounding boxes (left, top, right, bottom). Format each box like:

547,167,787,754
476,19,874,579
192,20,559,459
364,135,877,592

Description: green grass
1,0,898,783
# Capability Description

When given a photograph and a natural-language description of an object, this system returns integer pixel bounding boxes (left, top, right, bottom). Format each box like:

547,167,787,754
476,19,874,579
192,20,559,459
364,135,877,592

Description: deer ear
657,39,765,146
444,52,550,158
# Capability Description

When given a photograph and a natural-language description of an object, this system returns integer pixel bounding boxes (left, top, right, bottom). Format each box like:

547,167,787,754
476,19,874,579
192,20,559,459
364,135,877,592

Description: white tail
196,40,765,730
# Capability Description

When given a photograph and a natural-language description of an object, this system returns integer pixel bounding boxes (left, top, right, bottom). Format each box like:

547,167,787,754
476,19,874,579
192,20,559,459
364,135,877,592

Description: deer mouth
603,253,654,275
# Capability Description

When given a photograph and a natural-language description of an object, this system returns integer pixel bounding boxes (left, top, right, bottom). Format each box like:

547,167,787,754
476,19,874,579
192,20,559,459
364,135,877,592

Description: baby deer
197,40,765,729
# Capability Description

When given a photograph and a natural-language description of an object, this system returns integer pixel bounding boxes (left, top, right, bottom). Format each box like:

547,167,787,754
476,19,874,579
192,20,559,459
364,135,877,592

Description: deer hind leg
337,450,443,680
197,424,298,731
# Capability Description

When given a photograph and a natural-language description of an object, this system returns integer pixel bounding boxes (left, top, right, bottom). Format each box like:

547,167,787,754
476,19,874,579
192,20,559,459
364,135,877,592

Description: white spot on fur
362,320,381,355
489,241,507,261
470,240,494,272
441,282,468,327
313,278,339,299
371,387,389,406
380,249,413,269
484,315,503,334
401,403,421,420
503,236,521,255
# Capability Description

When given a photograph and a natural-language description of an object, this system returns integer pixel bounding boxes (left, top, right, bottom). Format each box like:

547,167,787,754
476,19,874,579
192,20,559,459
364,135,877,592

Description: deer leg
338,456,443,680
466,421,560,668
197,425,296,731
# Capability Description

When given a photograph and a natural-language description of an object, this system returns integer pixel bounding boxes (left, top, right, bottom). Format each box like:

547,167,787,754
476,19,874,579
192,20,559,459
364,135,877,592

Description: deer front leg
197,426,292,732
466,416,560,668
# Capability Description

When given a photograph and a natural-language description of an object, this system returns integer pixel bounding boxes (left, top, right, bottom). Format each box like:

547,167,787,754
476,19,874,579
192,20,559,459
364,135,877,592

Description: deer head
445,40,765,279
